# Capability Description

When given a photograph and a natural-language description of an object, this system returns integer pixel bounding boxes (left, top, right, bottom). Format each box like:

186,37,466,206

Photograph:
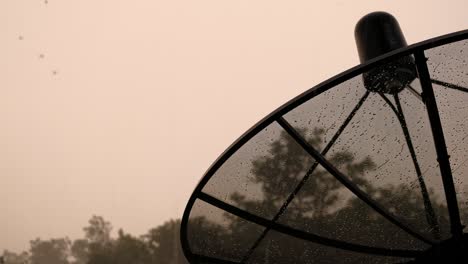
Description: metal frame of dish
180,29,468,264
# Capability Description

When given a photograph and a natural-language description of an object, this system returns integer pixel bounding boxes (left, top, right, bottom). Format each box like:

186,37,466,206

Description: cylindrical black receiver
355,12,416,94
355,12,407,63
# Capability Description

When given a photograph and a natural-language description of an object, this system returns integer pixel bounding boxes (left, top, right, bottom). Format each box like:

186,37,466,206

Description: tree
228,128,388,263
71,215,191,264
70,239,88,264
2,250,29,264
143,219,188,264
83,216,112,244
29,238,70,264
187,127,454,263
86,229,152,264
235,128,376,219
111,230,152,264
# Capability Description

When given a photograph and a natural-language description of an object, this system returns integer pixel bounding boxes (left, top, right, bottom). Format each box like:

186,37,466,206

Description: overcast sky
2,0,468,252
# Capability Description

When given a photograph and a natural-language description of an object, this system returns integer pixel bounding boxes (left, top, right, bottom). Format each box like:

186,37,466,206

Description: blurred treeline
2,128,467,264
1,216,188,264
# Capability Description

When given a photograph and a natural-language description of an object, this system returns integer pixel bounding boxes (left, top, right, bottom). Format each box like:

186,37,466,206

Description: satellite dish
180,12,468,263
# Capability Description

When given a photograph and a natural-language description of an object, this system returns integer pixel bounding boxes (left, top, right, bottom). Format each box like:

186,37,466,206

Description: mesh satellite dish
180,12,468,263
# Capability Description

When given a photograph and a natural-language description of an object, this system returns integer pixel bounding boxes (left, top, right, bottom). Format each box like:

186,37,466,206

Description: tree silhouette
70,239,89,264
82,216,189,264
29,238,70,264
190,127,454,263
234,128,376,219
143,219,188,264
72,215,113,264
86,230,152,264
84,216,112,244
2,250,29,264
2,129,465,263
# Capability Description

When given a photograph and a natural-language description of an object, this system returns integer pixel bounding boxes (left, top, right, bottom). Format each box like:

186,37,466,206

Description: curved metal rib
239,91,371,262
378,93,441,240
198,192,423,258
406,84,423,102
191,253,241,264
276,116,436,245
431,79,468,93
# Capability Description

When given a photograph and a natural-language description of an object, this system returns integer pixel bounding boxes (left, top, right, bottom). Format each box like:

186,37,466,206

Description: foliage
29,238,70,264
2,250,29,264
188,127,458,263
70,239,88,264
2,128,467,264
3,216,188,264
83,216,112,245
86,230,152,264
143,219,187,264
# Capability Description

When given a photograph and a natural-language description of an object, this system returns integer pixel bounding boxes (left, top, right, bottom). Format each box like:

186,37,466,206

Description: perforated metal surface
181,30,468,263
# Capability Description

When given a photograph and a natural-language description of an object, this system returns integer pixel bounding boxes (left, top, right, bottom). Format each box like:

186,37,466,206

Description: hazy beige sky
2,0,468,252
